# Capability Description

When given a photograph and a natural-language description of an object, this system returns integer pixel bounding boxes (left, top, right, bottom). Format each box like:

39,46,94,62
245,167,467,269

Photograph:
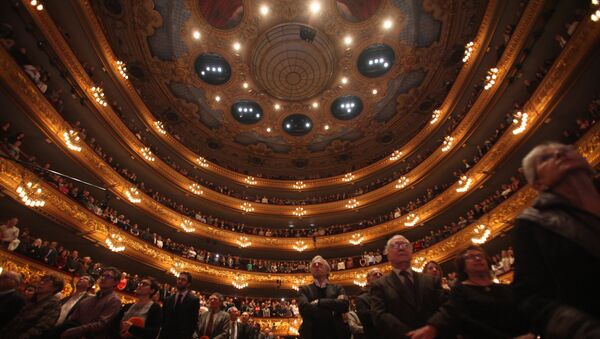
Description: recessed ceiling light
233,42,241,51
215,96,221,102
259,4,269,16
341,77,348,84
243,82,249,89
324,125,330,130
312,102,319,108
383,19,393,30
344,36,353,45
274,104,281,110
266,127,272,132
192,30,201,40
372,89,378,95
309,1,321,14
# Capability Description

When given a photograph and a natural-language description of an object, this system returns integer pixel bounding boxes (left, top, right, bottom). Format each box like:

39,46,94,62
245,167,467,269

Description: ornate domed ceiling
93,0,486,177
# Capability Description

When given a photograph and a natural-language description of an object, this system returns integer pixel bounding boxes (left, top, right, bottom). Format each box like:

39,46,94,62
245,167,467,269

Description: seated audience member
369,235,444,338
423,260,451,292
109,277,162,339
0,270,26,329
2,273,64,337
355,268,383,339
513,143,600,338
297,255,350,339
55,276,95,327
160,272,199,339
60,267,122,338
197,292,230,339
0,217,20,248
422,246,530,338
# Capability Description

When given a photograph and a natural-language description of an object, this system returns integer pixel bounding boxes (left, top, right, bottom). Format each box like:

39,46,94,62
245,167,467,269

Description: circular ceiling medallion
282,114,313,136
357,43,395,78
331,95,364,120
194,53,232,85
250,23,336,101
231,100,263,124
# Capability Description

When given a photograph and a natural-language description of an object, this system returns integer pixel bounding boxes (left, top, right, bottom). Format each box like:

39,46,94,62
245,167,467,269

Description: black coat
159,292,199,339
297,283,350,339
370,270,444,337
355,292,377,339
197,310,229,339
513,192,600,338
0,289,26,329
109,302,162,339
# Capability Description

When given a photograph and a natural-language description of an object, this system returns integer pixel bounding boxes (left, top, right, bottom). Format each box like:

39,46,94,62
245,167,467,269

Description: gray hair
522,143,574,185
383,235,411,255
310,255,331,272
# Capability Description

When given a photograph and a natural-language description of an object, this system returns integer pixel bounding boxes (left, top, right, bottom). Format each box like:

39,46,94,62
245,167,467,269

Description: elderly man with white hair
297,255,350,339
369,235,445,338
513,142,600,339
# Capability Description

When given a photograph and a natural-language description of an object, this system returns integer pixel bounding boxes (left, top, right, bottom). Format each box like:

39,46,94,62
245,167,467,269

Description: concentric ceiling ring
250,23,336,101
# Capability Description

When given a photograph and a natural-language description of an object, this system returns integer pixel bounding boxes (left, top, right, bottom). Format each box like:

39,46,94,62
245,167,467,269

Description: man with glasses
369,235,444,338
60,267,122,339
355,268,383,339
160,271,199,339
297,255,350,339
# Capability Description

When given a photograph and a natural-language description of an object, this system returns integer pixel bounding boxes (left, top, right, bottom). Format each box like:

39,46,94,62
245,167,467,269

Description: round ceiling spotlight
231,100,263,124
194,53,231,85
357,44,395,78
331,95,363,120
282,114,313,136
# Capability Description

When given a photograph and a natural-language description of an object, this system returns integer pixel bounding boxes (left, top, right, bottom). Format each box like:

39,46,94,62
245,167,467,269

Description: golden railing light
293,181,306,190
349,233,364,245
395,176,410,189
592,0,600,22
180,219,195,233
471,224,492,244
462,41,474,63
232,276,248,289
342,172,355,182
63,130,82,152
430,109,442,124
411,257,427,272
105,233,125,252
30,0,43,11
188,183,203,195
16,181,45,207
169,261,184,277
456,175,473,193
91,86,107,107
484,67,499,90
291,277,306,291
244,176,257,185
293,207,307,218
125,187,141,204
441,135,454,152
140,147,155,162
196,157,209,168
345,198,359,209
512,111,529,135
240,202,254,213
154,121,166,135
404,213,420,227
293,240,308,252
236,236,251,248
388,150,403,161
116,60,128,79
353,273,367,287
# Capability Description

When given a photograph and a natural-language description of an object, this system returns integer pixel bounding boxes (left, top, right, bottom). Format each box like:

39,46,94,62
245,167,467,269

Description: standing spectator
159,272,199,339
355,268,384,339
297,255,350,339
197,292,229,339
2,274,64,338
42,241,58,266
0,271,25,329
0,217,20,248
65,250,81,274
55,275,94,327
369,235,444,338
60,267,122,338
513,143,600,338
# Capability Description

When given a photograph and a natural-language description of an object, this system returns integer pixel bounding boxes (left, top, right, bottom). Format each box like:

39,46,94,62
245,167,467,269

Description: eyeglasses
138,281,151,286
389,242,410,250
463,254,484,261
100,274,115,280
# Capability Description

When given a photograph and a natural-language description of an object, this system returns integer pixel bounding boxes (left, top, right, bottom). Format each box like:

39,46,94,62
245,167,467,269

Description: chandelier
244,176,257,185
140,147,155,162
342,172,354,182
125,187,141,204
105,233,125,252
63,130,82,152
484,67,499,90
411,257,427,272
471,224,491,244
353,273,367,287
196,157,209,168
30,0,43,11
441,135,454,152
180,219,195,233
388,150,403,161
188,183,203,195
169,261,184,277
349,233,364,245
116,60,128,79
456,176,473,193
345,199,359,209
240,202,254,213
154,121,166,134
292,181,306,190
291,277,306,291
511,111,529,135
293,207,307,218
236,236,251,248
395,176,410,189
293,240,308,252
404,213,420,227
232,276,248,289
91,86,107,107
462,41,474,63
16,181,45,207
430,109,442,124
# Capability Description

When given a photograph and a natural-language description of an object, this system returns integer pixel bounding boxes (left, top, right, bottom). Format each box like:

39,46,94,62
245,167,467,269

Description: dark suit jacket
370,270,444,337
297,283,350,339
197,310,230,339
109,302,163,339
0,289,26,329
355,292,376,339
230,321,253,339
159,292,199,339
